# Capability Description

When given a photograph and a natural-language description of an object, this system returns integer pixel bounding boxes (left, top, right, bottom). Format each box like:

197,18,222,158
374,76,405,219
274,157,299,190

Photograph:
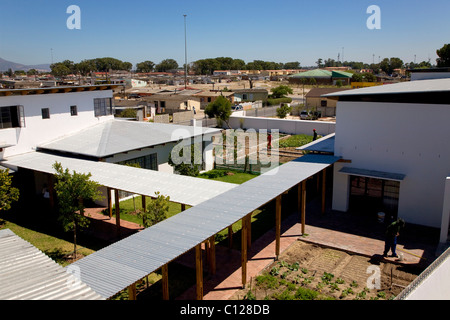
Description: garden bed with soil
230,241,419,300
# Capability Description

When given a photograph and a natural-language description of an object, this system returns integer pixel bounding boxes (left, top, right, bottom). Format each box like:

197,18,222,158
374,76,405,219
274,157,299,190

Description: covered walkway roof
0,229,103,300
67,154,340,299
1,152,237,206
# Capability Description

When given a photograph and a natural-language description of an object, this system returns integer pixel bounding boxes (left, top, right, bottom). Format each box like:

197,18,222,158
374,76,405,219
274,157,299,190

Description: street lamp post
184,14,188,89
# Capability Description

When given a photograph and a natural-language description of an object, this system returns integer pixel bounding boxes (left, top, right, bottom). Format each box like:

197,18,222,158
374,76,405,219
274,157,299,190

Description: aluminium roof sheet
339,166,406,181
68,154,340,299
0,152,237,207
0,229,104,300
298,133,335,154
37,119,221,158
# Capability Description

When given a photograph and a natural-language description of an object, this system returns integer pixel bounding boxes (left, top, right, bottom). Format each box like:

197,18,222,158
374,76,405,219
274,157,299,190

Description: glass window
41,108,50,119
94,98,113,117
70,105,78,116
0,106,25,129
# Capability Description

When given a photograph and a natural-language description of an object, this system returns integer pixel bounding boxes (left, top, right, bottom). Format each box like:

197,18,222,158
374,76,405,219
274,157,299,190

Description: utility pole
184,14,188,89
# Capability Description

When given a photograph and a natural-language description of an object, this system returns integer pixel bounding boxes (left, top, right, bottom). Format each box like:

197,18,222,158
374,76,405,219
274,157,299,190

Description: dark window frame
0,105,25,129
41,108,50,119
70,105,78,116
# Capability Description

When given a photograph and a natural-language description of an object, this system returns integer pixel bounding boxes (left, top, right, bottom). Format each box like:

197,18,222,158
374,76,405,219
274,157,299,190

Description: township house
313,78,450,245
0,85,220,208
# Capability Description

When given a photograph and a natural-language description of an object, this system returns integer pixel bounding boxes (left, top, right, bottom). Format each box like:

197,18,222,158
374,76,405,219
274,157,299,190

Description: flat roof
1,152,237,207
38,119,221,158
339,167,406,181
322,78,450,98
0,229,104,300
297,133,335,154
68,154,340,299
0,84,119,97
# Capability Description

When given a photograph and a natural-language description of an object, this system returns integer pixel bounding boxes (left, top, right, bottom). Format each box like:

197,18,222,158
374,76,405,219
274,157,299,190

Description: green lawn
279,134,315,148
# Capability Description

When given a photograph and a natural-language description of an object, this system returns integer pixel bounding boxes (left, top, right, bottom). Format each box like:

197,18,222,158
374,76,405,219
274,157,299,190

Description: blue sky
0,0,449,67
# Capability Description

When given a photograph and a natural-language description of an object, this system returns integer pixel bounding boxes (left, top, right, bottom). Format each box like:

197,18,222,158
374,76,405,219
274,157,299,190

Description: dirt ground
229,240,419,300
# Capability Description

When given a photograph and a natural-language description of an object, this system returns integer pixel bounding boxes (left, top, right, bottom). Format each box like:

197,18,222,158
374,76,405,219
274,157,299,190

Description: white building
322,79,450,244
0,85,220,204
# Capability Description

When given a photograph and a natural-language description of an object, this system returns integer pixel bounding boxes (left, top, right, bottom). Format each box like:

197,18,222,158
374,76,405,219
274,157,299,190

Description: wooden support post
114,189,121,237
247,214,252,249
228,225,233,249
162,264,169,300
209,236,216,275
275,195,282,260
297,183,302,215
47,174,55,209
128,283,137,300
301,180,306,235
321,169,326,214
141,195,146,212
107,187,112,218
195,244,203,300
241,216,248,288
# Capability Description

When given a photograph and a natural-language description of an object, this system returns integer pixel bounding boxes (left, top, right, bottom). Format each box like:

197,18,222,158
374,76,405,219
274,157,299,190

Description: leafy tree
138,192,170,228
52,162,102,259
168,142,203,177
436,44,450,67
276,104,292,119
155,59,179,72
379,57,404,75
270,85,293,99
136,60,155,73
0,169,19,212
75,59,96,76
205,95,232,128
118,108,137,118
316,58,324,68
50,62,72,77
283,61,301,69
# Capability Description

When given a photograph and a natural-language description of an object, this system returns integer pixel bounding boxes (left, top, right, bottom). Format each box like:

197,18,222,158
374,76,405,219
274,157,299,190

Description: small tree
0,169,19,212
205,95,232,128
270,85,293,99
138,192,170,228
276,104,292,119
52,162,102,259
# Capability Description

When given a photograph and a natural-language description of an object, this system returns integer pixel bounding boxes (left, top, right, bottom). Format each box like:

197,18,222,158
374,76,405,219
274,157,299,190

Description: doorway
349,176,400,221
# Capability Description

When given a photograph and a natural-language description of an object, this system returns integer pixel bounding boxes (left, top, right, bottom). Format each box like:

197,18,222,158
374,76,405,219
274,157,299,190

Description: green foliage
168,142,202,177
136,60,155,73
266,97,292,106
52,162,102,258
0,169,19,211
270,85,293,99
379,57,404,75
279,134,314,148
276,104,292,119
321,272,335,284
204,95,232,127
155,59,179,72
437,43,450,67
118,108,137,118
138,192,170,228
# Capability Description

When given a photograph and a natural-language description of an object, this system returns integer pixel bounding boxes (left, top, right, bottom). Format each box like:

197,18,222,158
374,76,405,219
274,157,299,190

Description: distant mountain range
0,57,51,72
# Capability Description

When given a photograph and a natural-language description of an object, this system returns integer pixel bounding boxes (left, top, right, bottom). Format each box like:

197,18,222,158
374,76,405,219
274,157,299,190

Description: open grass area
279,134,314,148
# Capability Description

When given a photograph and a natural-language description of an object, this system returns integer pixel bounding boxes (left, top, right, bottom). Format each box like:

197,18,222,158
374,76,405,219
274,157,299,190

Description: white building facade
325,79,450,243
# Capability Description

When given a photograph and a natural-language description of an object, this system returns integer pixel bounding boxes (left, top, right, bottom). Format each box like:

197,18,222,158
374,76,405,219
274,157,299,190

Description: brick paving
82,195,441,300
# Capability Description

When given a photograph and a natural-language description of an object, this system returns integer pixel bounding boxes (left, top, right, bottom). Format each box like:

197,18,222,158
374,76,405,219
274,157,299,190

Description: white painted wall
411,72,450,81
228,115,335,137
0,90,114,159
333,101,450,228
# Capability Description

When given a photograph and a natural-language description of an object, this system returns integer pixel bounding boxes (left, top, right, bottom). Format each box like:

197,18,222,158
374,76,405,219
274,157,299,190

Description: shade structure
0,229,103,300
67,154,340,299
1,152,237,207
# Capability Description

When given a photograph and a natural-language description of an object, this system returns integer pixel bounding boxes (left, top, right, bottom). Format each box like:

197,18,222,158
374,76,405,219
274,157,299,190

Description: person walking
313,129,318,141
383,218,405,258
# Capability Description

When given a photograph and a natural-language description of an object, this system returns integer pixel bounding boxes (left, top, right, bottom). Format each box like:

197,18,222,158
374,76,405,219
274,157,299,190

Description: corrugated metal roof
1,152,237,206
289,69,332,78
0,229,104,300
69,154,340,299
38,119,221,158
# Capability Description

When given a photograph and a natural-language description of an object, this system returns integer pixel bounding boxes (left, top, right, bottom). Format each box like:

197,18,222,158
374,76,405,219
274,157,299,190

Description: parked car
300,110,309,120
232,105,243,111
128,93,141,99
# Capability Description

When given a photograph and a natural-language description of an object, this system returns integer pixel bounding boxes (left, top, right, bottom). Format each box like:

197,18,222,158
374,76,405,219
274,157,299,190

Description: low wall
228,115,335,136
